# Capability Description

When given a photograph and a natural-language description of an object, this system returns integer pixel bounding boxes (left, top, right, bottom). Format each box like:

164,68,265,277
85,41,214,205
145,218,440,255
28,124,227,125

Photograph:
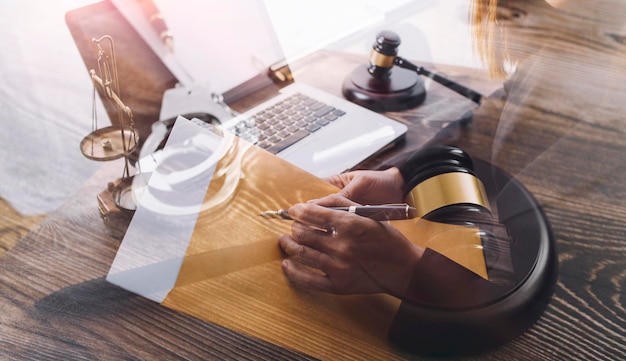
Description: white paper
107,117,223,302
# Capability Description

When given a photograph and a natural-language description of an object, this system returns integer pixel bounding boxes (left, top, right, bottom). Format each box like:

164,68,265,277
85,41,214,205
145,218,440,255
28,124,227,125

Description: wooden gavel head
342,30,425,111
368,30,401,79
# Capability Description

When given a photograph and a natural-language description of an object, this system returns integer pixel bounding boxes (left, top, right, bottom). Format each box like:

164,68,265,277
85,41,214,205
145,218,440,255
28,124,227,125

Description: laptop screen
66,0,289,120
109,0,287,98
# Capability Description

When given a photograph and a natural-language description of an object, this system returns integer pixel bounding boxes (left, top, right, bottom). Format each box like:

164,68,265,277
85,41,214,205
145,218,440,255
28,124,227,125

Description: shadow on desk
33,277,131,317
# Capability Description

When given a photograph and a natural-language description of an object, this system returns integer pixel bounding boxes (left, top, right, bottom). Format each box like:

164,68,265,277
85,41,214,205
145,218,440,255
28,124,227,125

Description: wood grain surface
0,199,45,255
450,1,626,359
2,0,626,360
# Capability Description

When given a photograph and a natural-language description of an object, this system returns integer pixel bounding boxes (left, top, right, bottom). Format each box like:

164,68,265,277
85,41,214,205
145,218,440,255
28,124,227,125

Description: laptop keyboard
227,93,346,154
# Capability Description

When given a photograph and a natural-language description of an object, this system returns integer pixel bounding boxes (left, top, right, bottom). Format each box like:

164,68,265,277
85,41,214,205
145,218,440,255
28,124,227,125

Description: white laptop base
230,83,406,177
161,82,407,178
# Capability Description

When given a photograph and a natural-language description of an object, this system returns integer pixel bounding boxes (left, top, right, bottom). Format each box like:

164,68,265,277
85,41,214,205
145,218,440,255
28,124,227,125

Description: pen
259,204,417,221
138,0,174,52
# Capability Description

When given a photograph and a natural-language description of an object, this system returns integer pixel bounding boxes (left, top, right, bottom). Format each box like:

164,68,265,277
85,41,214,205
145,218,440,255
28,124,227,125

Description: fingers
287,204,348,252
324,172,355,189
281,258,336,293
323,171,370,203
287,203,351,229
288,221,340,257
278,234,333,271
287,203,375,256
278,234,338,293
309,193,359,207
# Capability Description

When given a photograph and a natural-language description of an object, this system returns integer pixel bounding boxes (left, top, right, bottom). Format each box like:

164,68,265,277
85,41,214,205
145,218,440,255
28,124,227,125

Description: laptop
66,0,408,178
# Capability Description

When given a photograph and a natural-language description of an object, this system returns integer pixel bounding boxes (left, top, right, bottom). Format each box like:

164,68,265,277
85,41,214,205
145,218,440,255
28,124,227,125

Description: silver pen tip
259,210,280,218
259,210,291,220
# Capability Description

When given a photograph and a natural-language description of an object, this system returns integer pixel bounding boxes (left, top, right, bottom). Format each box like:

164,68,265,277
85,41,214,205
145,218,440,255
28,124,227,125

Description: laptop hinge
269,60,294,84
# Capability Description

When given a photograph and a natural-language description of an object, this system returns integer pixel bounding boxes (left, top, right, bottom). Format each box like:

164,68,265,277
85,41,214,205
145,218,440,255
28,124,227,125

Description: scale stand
79,35,139,237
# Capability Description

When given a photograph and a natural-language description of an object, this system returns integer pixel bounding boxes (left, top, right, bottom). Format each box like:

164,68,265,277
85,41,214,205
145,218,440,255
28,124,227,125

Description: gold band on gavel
404,172,491,218
369,50,395,67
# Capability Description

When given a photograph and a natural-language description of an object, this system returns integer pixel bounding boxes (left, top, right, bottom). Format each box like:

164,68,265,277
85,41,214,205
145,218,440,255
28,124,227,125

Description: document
108,116,486,360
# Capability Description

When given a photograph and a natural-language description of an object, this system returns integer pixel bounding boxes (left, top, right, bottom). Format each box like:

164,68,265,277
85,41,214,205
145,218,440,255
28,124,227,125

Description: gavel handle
394,57,484,104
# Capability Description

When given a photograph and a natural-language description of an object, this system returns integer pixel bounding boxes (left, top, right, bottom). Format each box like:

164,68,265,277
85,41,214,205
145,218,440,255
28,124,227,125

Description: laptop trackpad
277,117,403,178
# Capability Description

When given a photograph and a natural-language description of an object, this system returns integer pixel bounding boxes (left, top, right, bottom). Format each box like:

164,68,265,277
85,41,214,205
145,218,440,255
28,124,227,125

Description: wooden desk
0,52,491,361
2,1,626,359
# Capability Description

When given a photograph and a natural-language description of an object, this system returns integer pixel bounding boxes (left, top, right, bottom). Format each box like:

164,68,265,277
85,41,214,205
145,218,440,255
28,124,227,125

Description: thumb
324,173,354,189
312,193,359,207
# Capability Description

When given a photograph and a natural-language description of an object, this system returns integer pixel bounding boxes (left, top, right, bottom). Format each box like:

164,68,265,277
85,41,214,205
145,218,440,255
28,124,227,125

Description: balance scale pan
80,126,138,161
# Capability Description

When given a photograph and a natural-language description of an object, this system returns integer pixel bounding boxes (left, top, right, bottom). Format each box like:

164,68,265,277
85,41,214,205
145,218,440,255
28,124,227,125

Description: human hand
323,167,405,205
278,202,423,298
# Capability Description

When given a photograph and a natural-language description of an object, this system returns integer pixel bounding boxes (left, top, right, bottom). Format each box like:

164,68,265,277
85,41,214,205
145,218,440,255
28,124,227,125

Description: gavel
342,30,484,111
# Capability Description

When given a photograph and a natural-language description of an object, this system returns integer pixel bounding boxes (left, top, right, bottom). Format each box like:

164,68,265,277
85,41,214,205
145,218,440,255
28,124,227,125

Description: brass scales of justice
79,35,139,234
